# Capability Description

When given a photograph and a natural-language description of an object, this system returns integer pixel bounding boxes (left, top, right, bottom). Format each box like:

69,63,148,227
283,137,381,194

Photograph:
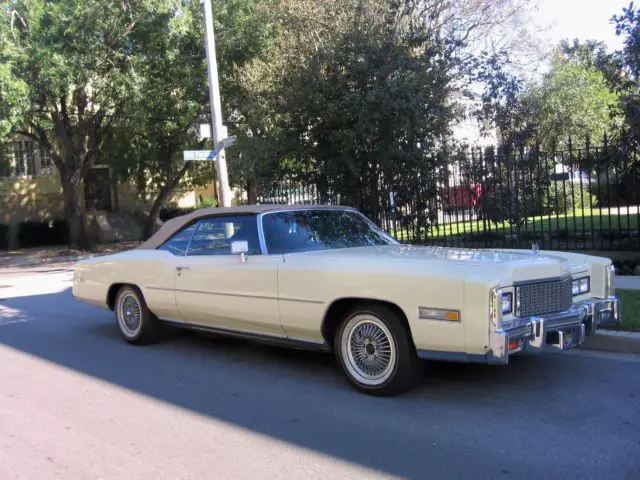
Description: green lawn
601,289,640,332
424,209,639,238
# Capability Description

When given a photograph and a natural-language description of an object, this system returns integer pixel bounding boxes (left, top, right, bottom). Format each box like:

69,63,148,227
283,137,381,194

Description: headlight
501,291,513,314
572,277,590,296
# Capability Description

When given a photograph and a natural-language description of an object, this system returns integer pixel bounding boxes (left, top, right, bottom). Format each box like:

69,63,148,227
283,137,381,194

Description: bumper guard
488,296,622,364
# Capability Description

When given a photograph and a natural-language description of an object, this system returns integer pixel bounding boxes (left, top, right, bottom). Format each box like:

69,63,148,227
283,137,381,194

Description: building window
13,141,36,176
2,139,54,177
38,145,52,169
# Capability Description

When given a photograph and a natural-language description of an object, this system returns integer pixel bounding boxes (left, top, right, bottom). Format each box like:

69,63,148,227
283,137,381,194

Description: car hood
283,245,582,283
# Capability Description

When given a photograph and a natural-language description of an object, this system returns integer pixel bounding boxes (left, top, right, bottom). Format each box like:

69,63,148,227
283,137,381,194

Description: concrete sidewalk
616,275,640,290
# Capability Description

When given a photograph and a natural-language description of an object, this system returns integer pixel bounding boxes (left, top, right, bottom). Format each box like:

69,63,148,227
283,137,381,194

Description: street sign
183,150,216,161
183,135,237,162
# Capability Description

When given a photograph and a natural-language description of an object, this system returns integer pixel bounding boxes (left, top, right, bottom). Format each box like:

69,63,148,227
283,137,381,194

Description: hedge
17,219,69,248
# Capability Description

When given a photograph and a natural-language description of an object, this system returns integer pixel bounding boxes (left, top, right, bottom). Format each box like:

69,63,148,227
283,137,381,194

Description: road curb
581,330,640,355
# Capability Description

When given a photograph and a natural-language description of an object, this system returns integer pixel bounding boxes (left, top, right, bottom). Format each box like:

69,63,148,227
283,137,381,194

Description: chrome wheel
340,314,397,386
117,293,142,338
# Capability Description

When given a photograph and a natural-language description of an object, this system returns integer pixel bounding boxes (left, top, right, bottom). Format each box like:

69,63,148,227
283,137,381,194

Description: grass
601,289,640,332
423,209,639,238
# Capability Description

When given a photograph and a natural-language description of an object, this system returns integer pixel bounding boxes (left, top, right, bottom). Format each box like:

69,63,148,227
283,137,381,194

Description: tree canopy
528,57,623,149
4,0,639,247
0,0,183,248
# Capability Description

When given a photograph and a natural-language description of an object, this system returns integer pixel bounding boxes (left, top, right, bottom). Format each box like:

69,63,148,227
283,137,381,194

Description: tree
473,51,539,151
613,2,640,143
528,57,623,149
106,0,280,232
0,0,180,249
0,13,28,139
219,0,545,203
559,39,625,88
260,0,459,232
106,1,216,239
209,0,283,203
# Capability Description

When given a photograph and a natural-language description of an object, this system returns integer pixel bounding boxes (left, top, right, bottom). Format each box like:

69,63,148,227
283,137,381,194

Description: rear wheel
114,286,163,345
334,304,423,396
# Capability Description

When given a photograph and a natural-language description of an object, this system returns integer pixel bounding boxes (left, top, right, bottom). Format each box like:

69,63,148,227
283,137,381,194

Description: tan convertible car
72,205,622,396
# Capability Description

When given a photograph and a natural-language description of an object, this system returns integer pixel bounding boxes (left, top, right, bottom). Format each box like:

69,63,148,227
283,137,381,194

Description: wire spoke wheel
117,293,143,338
341,314,397,386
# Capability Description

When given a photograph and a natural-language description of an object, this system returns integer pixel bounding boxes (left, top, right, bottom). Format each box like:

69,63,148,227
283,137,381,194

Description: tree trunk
143,185,173,240
143,164,190,240
60,175,92,250
247,179,258,205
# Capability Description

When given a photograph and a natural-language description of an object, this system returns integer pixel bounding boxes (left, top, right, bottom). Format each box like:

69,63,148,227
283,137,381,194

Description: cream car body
72,205,622,394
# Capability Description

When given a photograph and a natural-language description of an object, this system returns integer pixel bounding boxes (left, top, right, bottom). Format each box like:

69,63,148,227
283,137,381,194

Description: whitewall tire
335,303,423,396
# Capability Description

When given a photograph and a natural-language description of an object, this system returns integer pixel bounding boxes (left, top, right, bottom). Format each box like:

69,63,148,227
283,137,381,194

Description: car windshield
262,209,396,254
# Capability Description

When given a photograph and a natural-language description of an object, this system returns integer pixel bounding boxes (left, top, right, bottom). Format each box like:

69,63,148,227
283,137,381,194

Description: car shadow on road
1,288,637,479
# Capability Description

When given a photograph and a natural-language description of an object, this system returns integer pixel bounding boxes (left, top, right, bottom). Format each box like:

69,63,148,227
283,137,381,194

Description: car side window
186,215,261,256
158,223,197,256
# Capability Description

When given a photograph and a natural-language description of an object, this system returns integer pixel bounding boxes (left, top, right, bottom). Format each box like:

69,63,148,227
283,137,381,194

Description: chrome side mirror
231,240,249,262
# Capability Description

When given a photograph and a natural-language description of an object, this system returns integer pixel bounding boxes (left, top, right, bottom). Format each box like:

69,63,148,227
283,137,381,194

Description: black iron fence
256,140,640,251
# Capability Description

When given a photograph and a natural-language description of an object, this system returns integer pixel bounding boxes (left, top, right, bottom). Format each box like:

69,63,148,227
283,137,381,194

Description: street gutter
581,330,640,355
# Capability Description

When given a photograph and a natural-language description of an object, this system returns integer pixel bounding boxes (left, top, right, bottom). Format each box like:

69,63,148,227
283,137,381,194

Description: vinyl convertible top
137,204,355,249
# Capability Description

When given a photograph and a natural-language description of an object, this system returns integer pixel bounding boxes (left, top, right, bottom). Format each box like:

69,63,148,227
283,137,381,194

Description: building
0,135,203,248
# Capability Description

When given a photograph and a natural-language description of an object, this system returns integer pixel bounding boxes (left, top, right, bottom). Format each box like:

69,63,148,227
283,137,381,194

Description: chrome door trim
159,318,330,351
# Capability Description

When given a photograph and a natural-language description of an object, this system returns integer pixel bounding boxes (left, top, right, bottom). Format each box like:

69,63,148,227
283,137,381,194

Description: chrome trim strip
159,318,330,351
417,350,471,362
278,296,325,305
184,220,199,256
173,288,277,301
146,286,323,304
256,212,269,255
513,275,570,286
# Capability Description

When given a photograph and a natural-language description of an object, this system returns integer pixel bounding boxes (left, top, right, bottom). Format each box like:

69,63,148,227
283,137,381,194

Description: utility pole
201,0,231,207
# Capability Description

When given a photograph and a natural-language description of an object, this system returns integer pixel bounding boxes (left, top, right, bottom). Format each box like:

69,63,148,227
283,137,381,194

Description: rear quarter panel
73,250,179,319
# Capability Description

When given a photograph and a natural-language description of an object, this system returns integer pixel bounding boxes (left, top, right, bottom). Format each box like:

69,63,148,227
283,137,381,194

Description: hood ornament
531,242,539,254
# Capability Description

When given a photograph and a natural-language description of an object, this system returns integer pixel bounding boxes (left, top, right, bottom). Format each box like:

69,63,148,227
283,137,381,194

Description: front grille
517,277,572,317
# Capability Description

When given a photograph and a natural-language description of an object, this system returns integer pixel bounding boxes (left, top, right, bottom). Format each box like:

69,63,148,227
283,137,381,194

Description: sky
532,0,631,52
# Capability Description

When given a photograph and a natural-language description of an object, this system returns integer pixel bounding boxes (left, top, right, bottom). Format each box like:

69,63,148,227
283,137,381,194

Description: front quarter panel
277,258,474,352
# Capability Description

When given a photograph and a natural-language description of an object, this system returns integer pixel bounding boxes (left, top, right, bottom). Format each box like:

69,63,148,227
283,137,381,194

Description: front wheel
334,304,423,396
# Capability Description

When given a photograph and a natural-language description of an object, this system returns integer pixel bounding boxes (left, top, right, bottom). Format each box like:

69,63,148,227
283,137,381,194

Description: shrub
197,197,218,209
17,219,69,248
0,224,8,250
543,182,597,214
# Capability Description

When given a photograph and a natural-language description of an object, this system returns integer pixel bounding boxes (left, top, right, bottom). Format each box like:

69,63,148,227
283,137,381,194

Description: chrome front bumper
580,297,622,334
488,296,622,364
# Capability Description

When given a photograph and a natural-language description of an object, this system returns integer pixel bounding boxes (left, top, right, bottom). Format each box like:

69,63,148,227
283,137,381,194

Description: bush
543,182,597,214
197,197,218,208
17,219,69,248
0,224,8,250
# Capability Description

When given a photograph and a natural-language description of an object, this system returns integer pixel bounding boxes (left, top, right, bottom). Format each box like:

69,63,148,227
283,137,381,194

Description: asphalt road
1,269,639,480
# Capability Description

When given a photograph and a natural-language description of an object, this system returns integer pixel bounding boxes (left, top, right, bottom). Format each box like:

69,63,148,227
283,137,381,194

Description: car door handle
176,266,190,271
